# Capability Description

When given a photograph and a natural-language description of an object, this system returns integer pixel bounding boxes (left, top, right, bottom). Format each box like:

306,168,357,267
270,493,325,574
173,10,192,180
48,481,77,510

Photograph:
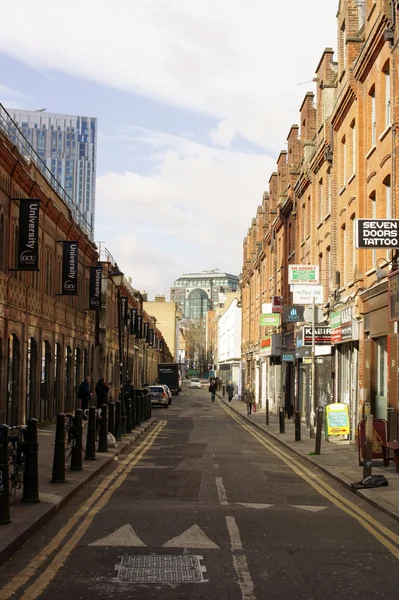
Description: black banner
121,296,129,326
148,327,153,345
17,199,40,270
356,219,399,248
137,315,143,339
130,308,138,335
89,266,102,309
153,333,157,348
61,241,78,295
143,322,149,341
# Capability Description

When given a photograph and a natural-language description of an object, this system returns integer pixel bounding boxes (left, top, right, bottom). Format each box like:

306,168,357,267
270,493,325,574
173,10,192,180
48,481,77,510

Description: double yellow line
1,420,167,600
219,401,399,560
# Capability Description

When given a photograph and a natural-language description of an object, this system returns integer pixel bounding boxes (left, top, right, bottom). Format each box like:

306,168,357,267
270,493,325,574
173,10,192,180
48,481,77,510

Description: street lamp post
109,265,127,435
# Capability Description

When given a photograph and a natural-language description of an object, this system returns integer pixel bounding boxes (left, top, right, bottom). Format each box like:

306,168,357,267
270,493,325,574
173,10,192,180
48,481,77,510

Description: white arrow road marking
291,505,329,512
89,524,146,547
226,516,256,600
215,477,229,505
162,525,219,549
236,503,274,509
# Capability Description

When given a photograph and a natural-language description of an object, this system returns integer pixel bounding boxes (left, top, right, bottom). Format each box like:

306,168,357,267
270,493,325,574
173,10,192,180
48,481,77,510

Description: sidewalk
0,418,156,564
222,398,399,522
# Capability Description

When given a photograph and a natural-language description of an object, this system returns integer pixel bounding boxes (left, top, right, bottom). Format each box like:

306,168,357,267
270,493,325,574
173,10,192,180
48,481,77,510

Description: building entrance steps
222,398,399,522
0,417,157,564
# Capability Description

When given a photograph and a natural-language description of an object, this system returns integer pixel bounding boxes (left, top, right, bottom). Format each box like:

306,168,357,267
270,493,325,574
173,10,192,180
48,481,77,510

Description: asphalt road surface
1,384,399,600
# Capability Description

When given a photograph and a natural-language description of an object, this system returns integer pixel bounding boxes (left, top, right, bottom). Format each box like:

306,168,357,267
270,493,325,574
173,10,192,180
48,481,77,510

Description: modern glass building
171,270,239,322
6,109,97,231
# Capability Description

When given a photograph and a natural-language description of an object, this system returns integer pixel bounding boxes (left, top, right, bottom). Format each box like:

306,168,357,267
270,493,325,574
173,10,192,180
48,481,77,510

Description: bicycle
8,425,28,504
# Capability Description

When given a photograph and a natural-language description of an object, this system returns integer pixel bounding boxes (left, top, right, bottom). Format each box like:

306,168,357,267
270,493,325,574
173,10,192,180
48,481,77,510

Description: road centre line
226,516,256,600
219,401,399,560
0,420,166,600
215,477,229,505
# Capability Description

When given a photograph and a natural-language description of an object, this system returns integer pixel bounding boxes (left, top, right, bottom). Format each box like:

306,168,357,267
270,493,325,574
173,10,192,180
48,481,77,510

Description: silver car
147,385,169,408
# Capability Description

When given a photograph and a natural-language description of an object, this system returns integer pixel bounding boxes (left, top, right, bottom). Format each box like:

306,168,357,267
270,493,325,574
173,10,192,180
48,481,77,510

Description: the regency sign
356,219,399,248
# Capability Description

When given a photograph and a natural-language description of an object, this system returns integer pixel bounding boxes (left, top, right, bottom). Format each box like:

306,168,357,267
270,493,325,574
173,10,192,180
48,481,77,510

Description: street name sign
356,219,399,248
293,285,324,305
288,265,319,285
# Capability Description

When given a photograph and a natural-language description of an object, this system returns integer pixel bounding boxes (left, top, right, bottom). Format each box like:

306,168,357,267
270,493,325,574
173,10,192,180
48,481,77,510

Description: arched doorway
26,338,38,421
83,348,89,379
54,343,62,417
40,341,52,422
74,347,82,411
7,333,21,426
65,346,73,413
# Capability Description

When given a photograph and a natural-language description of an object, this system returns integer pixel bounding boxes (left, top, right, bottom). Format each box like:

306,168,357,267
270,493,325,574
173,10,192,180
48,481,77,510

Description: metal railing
0,104,93,239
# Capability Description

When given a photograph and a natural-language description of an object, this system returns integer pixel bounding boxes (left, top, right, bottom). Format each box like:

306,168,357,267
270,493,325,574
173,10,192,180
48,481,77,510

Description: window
342,225,347,285
340,21,346,73
384,177,391,260
351,120,356,176
383,62,391,128
351,215,357,280
318,178,323,222
370,86,376,146
341,136,347,186
370,191,376,267
326,168,332,214
302,203,306,240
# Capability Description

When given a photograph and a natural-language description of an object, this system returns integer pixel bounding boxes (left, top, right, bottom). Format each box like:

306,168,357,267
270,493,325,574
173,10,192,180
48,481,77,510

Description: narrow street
1,385,399,600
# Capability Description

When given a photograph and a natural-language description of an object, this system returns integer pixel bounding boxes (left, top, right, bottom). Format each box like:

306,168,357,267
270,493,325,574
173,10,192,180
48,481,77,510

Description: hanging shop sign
259,334,282,357
282,352,295,362
356,219,399,248
388,269,399,322
293,285,324,305
88,265,102,310
261,303,272,314
17,199,41,271
272,296,283,313
283,305,305,323
61,241,78,295
260,313,280,327
303,326,331,345
330,306,358,343
288,265,319,285
325,403,350,436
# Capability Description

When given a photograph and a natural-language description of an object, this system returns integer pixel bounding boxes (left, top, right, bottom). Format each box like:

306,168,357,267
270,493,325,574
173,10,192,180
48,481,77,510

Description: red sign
260,337,271,348
272,296,283,314
357,419,388,462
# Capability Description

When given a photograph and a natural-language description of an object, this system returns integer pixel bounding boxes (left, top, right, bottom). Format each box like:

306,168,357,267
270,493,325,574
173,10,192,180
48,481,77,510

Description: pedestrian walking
226,381,234,402
78,376,92,413
95,377,109,409
244,385,255,415
209,379,217,402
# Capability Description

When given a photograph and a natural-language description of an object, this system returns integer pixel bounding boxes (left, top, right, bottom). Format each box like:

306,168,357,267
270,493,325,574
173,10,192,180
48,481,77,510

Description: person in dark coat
95,378,109,408
209,379,217,402
226,381,234,402
78,376,92,412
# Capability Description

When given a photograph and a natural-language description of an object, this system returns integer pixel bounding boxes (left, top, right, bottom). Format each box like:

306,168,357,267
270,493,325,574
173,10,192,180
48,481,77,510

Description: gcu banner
121,297,129,326
130,308,138,335
18,199,40,270
62,241,78,295
89,266,102,309
137,315,143,339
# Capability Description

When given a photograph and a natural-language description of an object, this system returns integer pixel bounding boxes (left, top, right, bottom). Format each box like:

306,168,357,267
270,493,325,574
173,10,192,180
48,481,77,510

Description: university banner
143,321,149,341
89,266,102,309
61,241,78,295
121,296,129,327
17,199,40,270
130,308,138,335
148,327,153,345
137,314,143,339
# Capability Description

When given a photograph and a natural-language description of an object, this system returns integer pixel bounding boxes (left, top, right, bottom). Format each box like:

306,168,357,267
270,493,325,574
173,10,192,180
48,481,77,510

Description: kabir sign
356,219,399,248
303,326,331,345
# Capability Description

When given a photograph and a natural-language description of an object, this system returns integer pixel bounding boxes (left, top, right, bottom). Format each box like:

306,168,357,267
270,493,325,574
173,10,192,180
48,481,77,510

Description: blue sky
0,0,338,299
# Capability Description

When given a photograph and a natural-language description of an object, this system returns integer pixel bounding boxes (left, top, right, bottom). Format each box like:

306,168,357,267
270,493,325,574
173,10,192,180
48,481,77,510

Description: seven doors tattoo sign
17,199,40,270
356,219,399,248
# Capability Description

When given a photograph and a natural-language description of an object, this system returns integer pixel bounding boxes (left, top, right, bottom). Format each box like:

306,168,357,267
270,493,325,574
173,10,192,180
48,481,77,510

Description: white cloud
95,128,275,298
210,120,237,148
0,84,30,108
0,1,338,150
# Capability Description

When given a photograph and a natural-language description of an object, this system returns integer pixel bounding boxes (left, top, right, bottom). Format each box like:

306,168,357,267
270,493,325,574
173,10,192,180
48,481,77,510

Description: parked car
189,378,202,389
147,385,169,408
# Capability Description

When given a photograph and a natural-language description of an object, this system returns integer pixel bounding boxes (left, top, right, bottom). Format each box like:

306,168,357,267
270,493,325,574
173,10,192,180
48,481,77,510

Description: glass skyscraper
6,109,97,231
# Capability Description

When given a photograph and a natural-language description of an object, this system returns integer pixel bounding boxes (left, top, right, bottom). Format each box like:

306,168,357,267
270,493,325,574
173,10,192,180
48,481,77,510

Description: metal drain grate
114,554,208,584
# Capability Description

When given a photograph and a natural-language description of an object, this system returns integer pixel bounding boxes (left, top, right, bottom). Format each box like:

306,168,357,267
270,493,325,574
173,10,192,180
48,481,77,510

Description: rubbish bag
107,432,117,448
351,475,389,489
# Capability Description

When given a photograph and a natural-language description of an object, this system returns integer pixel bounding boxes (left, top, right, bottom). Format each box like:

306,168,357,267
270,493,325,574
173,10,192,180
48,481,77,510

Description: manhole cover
113,554,208,584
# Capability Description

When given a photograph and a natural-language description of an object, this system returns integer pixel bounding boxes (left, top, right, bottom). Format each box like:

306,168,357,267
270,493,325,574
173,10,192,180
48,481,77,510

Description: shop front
260,334,282,413
330,305,359,439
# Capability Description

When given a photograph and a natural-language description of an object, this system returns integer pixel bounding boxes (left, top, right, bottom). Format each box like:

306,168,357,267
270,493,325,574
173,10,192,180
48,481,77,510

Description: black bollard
294,410,301,442
265,397,270,426
121,386,127,436
85,406,97,461
222,385,225,397
0,425,11,524
315,406,324,455
136,391,142,427
22,418,40,503
108,402,115,437
132,390,137,430
115,401,122,441
126,396,133,433
51,414,66,483
70,410,83,471
98,404,108,453
149,391,152,419
279,407,285,434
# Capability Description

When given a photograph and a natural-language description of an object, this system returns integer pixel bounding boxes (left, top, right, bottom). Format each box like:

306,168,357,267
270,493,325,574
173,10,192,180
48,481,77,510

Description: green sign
288,265,319,285
260,313,280,327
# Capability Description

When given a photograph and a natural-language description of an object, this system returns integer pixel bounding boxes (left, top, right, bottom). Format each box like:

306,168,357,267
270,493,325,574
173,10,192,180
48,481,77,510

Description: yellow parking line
219,401,399,559
0,420,166,600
